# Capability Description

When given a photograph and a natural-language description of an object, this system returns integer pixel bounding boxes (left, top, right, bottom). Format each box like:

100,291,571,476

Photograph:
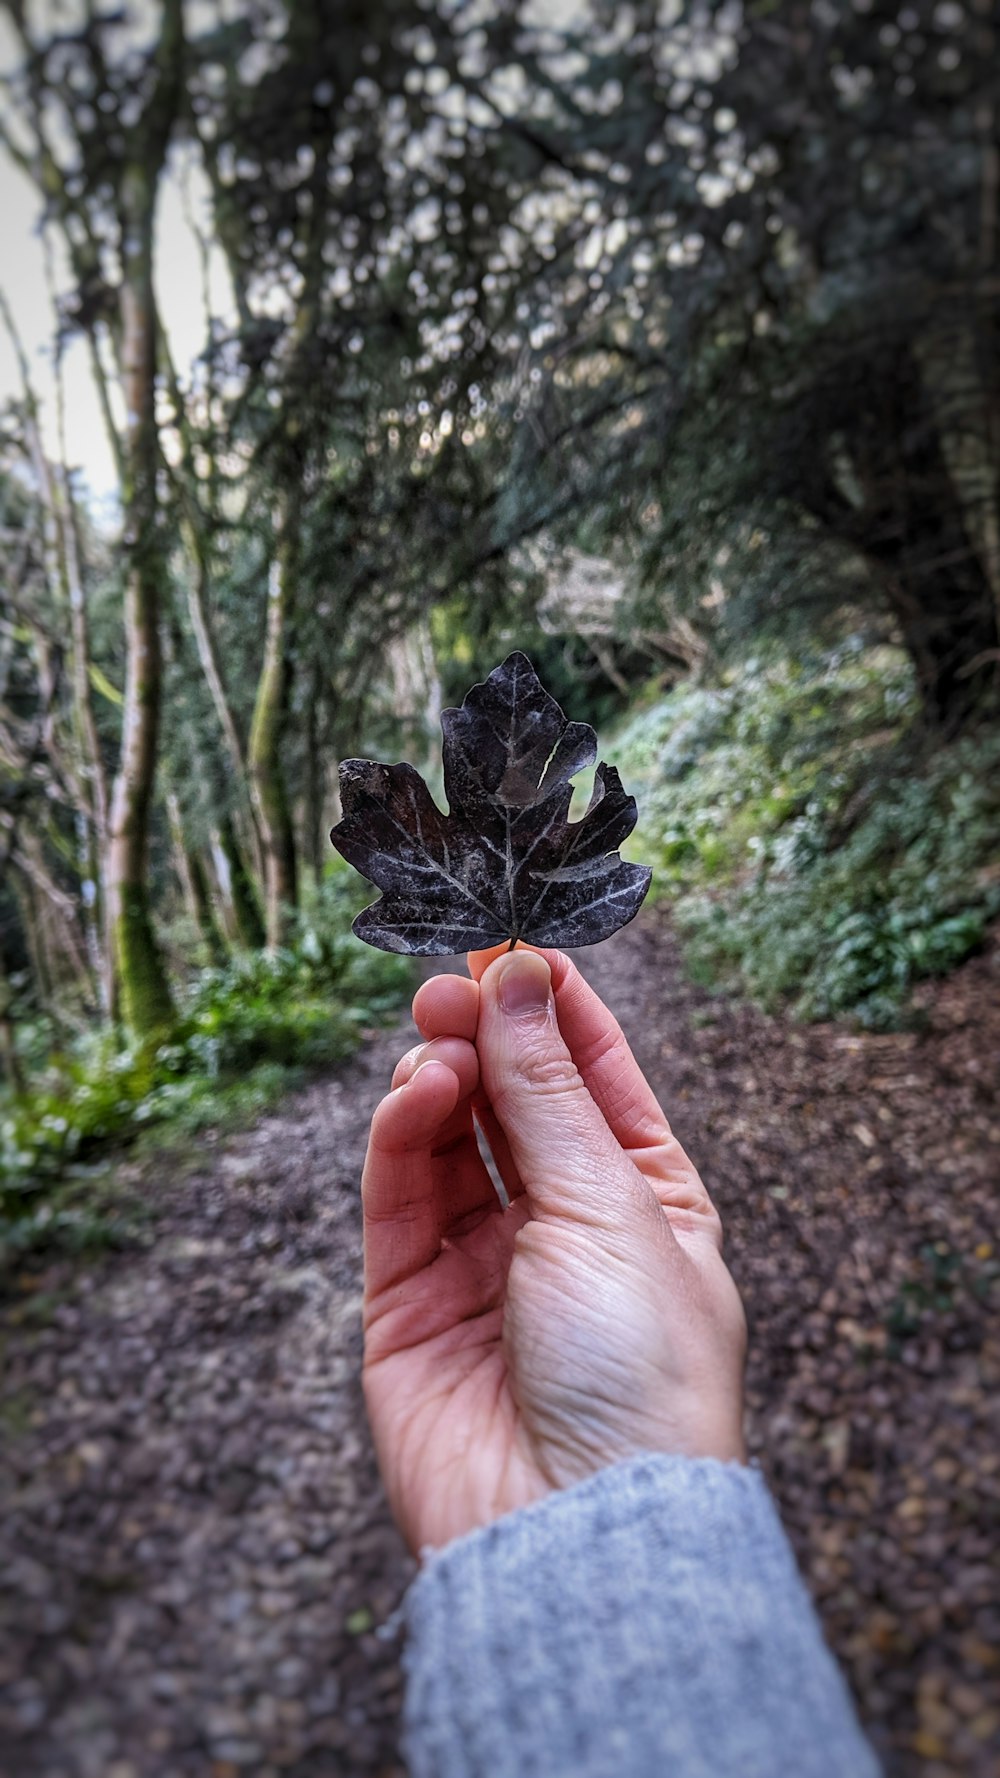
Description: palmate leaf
329,652,652,955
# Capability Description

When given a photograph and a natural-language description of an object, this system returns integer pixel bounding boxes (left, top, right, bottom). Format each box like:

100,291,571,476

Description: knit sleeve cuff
402,1452,881,1778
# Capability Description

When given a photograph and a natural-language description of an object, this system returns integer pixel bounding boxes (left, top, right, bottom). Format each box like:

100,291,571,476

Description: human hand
361,944,747,1554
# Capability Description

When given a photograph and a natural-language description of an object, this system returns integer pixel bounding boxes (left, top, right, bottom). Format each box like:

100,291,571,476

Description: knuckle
491,1044,586,1120
517,1047,585,1095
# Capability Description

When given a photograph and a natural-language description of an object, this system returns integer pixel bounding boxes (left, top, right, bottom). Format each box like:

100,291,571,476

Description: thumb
477,950,659,1233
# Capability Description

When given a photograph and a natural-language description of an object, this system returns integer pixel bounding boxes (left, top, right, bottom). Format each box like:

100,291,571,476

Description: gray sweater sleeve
402,1453,881,1778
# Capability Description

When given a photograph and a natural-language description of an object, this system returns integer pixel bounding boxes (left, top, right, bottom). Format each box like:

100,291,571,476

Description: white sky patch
0,143,234,505
522,0,589,25
0,154,118,499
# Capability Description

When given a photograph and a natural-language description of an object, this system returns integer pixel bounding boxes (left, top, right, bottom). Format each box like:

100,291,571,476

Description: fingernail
498,954,551,1017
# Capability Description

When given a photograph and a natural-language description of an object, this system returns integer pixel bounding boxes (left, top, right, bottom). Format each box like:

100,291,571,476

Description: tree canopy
0,0,997,1050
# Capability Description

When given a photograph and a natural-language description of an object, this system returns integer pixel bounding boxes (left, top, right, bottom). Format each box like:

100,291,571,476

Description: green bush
610,642,1000,1027
180,874,409,1075
1,864,412,1241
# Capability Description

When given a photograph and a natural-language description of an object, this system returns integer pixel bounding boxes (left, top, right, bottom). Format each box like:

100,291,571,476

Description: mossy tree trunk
105,3,184,1036
208,818,268,951
207,7,336,952
248,493,301,950
0,941,25,1096
304,663,326,890
166,790,226,966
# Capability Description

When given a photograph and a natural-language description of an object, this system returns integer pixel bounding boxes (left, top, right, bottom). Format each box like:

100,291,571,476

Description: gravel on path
1,911,997,1777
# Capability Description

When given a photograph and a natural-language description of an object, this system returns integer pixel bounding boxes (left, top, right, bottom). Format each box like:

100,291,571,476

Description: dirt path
1,911,998,1778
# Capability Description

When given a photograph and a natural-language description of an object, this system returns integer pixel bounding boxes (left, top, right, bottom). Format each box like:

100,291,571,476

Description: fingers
391,1034,479,1097
407,974,522,1203
475,950,664,1236
364,1037,496,1299
467,944,664,1146
414,954,709,1221
412,973,478,1042
365,1058,463,1297
468,944,710,1218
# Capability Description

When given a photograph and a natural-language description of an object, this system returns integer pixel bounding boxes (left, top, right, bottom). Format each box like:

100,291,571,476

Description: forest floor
1,907,998,1778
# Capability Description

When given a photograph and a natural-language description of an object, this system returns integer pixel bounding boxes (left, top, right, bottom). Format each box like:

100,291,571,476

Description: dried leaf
329,651,652,954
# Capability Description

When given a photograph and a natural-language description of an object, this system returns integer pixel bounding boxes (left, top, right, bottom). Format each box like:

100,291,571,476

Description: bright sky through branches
0,138,233,508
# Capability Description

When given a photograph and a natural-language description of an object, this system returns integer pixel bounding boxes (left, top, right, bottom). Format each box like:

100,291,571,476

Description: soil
1,908,998,1778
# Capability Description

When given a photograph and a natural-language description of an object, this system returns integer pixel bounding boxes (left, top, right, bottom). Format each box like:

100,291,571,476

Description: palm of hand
365,1175,537,1553
362,948,746,1555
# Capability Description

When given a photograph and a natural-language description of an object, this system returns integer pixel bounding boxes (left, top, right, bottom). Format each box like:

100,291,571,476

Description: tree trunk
248,497,300,948
1,289,113,1013
62,476,113,1015
207,16,332,951
2,819,94,1002
9,875,54,1033
161,330,265,896
8,870,88,1035
56,320,114,978
865,450,999,728
0,943,26,1095
25,836,93,1000
208,818,267,951
180,513,265,887
881,575,998,728
826,343,1000,727
187,847,227,967
106,156,176,1036
304,666,325,890
167,791,225,965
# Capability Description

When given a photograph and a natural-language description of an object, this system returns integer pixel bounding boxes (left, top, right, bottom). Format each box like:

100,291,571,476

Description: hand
361,944,747,1554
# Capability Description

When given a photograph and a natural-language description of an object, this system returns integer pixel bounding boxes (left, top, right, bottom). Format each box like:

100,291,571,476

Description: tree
0,422,101,1023
175,0,592,939
2,0,187,1031
0,290,111,1007
462,0,1000,726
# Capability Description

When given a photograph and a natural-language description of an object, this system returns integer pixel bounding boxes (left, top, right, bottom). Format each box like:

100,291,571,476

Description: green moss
113,888,176,1038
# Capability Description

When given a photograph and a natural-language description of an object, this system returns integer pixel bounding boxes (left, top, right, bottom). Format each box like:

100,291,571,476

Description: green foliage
179,873,409,1075
430,598,642,738
0,1176,142,1271
610,643,1000,1027
0,866,411,1256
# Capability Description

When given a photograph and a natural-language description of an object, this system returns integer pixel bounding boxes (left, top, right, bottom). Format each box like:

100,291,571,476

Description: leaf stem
507,936,518,952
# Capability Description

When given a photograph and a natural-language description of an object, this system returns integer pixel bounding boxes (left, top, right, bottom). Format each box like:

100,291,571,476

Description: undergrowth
609,639,1000,1028
1,865,411,1264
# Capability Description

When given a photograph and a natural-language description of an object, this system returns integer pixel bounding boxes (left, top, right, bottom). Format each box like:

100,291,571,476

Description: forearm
402,1453,881,1778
